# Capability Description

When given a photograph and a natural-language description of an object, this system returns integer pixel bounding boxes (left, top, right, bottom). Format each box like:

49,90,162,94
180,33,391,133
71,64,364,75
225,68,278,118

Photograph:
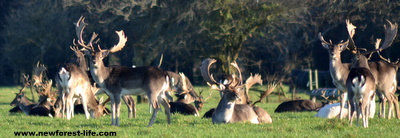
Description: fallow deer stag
74,16,171,126
319,20,400,119
10,79,56,117
167,71,204,111
201,58,272,124
345,20,397,127
71,46,137,119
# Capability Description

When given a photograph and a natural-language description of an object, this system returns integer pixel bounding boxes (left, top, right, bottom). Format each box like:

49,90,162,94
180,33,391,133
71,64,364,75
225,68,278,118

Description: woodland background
1,0,400,86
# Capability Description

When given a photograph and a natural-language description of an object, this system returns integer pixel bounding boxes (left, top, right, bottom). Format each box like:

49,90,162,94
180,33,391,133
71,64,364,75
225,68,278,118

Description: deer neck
18,97,35,115
89,61,111,88
86,92,103,118
329,55,349,83
213,97,236,123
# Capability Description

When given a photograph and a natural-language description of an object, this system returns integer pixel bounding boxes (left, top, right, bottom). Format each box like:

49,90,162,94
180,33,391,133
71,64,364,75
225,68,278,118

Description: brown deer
345,20,397,127
167,71,204,111
201,58,272,124
74,16,171,126
55,62,105,119
319,21,400,119
10,78,56,117
71,46,137,119
274,100,330,113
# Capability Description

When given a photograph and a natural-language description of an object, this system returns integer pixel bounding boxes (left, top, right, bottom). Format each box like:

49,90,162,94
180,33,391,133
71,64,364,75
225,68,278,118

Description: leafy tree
197,0,282,74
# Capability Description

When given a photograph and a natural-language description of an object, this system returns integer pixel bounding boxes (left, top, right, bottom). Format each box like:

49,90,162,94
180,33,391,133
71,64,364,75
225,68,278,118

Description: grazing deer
345,20,397,127
167,71,204,111
201,58,272,124
319,22,400,119
74,16,171,126
169,101,199,116
55,62,105,119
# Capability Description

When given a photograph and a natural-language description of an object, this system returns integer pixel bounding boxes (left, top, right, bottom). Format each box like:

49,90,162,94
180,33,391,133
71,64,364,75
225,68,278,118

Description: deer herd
8,16,400,128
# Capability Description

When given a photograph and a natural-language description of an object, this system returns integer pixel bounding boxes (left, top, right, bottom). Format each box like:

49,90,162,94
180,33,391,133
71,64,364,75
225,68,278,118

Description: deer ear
340,43,348,51
321,43,330,49
100,51,110,59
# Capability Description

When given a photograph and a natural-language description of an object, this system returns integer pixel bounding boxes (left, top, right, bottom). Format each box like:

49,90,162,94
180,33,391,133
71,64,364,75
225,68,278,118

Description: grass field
1,85,399,137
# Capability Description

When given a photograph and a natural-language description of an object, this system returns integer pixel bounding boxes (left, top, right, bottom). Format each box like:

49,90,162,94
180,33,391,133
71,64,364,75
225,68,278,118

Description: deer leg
148,99,160,127
61,93,66,118
377,91,385,118
110,93,122,126
384,92,394,119
369,95,376,118
65,93,75,120
122,95,135,119
390,92,400,119
80,95,90,119
110,97,116,126
339,92,347,119
158,93,171,124
348,98,355,126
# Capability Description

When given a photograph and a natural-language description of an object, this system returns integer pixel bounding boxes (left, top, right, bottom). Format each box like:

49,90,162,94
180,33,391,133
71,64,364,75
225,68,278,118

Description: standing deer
201,58,272,124
71,46,137,119
319,21,400,119
55,62,106,119
74,16,171,126
345,20,397,127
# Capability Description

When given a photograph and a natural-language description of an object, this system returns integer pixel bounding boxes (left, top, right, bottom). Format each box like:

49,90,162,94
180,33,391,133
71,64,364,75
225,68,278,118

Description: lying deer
201,58,272,124
74,16,171,126
274,100,330,113
345,20,397,127
10,92,54,117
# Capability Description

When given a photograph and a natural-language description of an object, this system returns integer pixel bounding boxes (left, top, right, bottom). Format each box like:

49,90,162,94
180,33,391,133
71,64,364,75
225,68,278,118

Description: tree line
1,0,400,86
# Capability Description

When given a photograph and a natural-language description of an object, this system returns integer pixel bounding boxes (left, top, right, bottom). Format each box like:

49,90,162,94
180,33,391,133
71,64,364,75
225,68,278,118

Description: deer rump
274,100,325,113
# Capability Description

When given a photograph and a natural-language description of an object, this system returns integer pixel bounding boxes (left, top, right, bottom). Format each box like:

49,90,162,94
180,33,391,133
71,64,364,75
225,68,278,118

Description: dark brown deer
201,58,272,124
74,16,171,126
345,20,397,127
274,100,329,113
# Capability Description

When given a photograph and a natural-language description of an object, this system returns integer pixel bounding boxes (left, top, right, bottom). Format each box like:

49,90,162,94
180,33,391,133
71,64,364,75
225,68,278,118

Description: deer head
346,19,397,68
74,16,127,67
200,58,245,102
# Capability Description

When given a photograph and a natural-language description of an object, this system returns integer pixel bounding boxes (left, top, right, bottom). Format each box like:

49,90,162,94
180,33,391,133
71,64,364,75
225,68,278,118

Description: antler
230,61,243,86
32,62,47,87
178,72,192,94
74,16,98,52
379,20,398,51
107,31,128,53
200,58,221,89
245,73,263,92
347,19,398,55
20,74,30,93
346,19,357,54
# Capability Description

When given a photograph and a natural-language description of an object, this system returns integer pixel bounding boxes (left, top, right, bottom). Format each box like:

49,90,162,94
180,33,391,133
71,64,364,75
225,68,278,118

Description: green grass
1,86,399,137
